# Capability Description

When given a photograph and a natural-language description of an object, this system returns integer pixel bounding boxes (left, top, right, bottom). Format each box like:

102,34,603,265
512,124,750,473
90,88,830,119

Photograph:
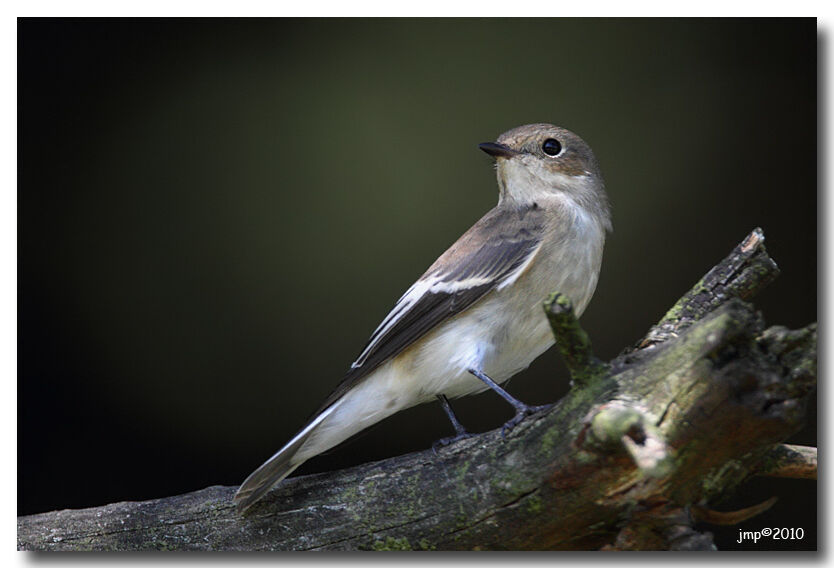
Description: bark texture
17,228,816,551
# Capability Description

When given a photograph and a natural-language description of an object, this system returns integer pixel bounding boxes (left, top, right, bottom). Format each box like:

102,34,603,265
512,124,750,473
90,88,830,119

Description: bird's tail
234,363,412,512
233,402,341,513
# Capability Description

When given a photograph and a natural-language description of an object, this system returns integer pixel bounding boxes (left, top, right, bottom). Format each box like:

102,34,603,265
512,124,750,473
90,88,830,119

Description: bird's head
480,123,607,221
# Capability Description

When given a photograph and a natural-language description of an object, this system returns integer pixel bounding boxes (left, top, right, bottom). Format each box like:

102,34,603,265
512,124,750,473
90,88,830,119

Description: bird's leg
432,394,474,451
468,368,552,436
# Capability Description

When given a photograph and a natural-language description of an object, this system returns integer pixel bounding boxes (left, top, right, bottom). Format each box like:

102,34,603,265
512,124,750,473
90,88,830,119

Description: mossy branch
17,228,816,551
642,227,779,347
755,444,817,480
544,292,607,386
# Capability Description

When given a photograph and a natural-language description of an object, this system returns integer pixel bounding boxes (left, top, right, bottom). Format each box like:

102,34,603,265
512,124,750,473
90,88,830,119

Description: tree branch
17,228,816,551
755,444,817,480
640,227,779,347
544,292,607,386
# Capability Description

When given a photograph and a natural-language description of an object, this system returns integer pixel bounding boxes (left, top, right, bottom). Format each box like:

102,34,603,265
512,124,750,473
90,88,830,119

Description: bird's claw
500,403,553,437
432,432,475,453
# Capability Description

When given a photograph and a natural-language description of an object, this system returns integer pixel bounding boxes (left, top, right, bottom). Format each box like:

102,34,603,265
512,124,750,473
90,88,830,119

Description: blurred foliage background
19,18,816,549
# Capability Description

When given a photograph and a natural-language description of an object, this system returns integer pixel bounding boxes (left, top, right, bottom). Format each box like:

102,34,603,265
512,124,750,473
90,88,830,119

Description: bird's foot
433,394,475,453
432,431,476,453
500,403,554,437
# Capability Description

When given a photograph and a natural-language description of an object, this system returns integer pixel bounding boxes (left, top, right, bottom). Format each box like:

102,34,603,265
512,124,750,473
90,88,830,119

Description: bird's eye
542,138,562,156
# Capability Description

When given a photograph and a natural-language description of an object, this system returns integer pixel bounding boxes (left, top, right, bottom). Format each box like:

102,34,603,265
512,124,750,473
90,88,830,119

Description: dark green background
19,18,817,550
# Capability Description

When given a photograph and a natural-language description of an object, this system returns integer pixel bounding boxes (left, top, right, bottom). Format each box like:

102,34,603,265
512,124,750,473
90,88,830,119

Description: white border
6,6,829,567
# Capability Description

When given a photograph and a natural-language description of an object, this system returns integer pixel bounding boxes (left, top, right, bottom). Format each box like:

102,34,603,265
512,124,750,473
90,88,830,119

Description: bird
234,123,612,512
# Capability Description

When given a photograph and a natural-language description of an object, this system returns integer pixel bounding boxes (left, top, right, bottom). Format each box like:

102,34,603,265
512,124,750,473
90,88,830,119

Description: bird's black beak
478,142,519,159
